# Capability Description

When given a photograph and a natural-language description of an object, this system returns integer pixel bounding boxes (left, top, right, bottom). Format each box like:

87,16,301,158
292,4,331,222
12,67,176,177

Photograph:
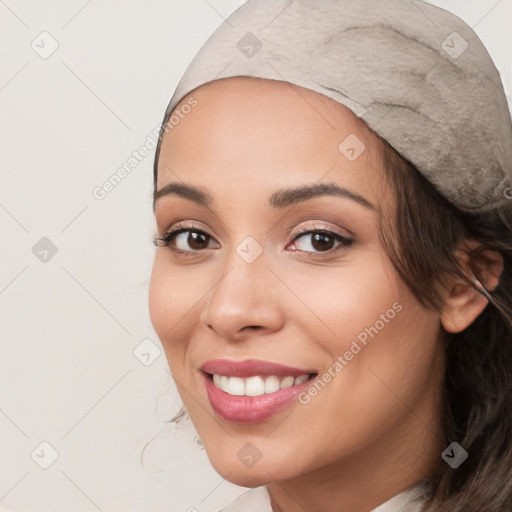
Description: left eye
291,230,351,253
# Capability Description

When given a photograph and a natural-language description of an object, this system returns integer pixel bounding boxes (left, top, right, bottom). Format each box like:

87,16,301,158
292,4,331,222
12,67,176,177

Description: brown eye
311,232,336,251
171,230,212,251
291,229,352,255
154,228,217,253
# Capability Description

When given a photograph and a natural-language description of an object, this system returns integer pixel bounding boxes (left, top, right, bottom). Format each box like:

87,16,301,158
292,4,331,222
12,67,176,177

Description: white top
218,480,430,512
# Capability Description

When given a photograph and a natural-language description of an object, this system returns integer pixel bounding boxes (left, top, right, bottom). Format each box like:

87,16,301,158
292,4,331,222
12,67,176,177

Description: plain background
0,1,510,511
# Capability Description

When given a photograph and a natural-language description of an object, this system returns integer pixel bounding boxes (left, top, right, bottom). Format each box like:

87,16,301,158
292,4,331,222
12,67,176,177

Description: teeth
220,375,229,390
212,374,310,396
264,375,280,394
229,377,245,396
280,376,295,389
294,374,309,385
246,376,265,396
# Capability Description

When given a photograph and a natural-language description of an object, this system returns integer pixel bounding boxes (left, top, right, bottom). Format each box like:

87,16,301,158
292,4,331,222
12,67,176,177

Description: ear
440,240,504,333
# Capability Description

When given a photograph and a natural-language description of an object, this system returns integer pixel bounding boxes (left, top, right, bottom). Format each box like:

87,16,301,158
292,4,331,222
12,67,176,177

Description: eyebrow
153,182,377,211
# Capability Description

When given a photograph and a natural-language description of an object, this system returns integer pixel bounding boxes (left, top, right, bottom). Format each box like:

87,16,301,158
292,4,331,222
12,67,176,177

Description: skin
149,76,500,512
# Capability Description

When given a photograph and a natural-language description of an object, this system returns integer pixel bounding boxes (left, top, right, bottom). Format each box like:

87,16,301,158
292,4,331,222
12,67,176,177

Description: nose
199,252,285,342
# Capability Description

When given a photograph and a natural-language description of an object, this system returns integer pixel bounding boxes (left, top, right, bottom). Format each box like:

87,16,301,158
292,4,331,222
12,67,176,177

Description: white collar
218,480,430,512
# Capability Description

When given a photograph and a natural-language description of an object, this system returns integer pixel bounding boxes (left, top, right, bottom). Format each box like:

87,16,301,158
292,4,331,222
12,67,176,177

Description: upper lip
200,359,316,378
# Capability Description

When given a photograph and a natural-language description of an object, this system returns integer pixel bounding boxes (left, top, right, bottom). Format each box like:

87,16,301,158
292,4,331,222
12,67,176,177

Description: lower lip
203,373,313,424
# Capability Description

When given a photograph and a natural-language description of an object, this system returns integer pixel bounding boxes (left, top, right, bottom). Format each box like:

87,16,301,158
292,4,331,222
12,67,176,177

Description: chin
215,465,274,488
205,443,300,488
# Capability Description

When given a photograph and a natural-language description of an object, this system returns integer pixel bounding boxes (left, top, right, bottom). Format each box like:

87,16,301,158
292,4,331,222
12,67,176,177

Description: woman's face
149,77,445,488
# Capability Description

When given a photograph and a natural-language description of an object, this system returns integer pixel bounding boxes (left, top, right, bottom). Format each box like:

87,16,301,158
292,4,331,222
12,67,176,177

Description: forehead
156,77,387,206
163,76,373,144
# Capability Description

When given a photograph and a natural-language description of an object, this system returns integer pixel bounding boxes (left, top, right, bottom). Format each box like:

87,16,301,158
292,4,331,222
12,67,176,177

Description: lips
201,359,316,377
200,359,317,423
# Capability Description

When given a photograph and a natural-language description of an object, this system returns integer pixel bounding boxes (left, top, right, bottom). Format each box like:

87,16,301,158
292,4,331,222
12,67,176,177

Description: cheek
292,257,441,429
148,255,172,337
287,250,403,349
320,296,440,428
148,254,197,357
288,308,442,475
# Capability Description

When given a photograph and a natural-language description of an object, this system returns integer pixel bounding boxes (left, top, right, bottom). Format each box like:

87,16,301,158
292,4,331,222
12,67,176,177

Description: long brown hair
378,141,512,511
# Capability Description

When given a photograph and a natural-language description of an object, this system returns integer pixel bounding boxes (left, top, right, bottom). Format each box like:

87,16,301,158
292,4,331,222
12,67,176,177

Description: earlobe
440,241,504,334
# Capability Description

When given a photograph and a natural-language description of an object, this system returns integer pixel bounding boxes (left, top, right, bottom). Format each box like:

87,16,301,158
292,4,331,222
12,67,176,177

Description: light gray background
0,1,510,511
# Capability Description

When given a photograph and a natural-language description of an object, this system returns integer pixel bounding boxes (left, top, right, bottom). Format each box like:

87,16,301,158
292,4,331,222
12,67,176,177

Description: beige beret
157,0,512,213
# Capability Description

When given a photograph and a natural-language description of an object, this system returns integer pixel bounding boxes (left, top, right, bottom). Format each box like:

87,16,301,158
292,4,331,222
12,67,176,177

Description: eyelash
153,222,353,258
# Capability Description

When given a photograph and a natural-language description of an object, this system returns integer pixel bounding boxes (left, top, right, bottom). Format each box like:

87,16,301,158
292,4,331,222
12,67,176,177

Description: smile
200,359,317,423
212,374,310,396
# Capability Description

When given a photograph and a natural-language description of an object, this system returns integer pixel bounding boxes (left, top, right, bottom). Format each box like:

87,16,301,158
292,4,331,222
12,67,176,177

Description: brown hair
378,142,512,511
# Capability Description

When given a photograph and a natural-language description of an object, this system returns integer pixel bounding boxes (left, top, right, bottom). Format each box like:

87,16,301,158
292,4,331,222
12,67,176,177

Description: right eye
153,225,219,255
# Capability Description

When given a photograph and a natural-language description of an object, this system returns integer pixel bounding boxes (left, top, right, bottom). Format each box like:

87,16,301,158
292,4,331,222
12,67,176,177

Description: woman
148,1,512,510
